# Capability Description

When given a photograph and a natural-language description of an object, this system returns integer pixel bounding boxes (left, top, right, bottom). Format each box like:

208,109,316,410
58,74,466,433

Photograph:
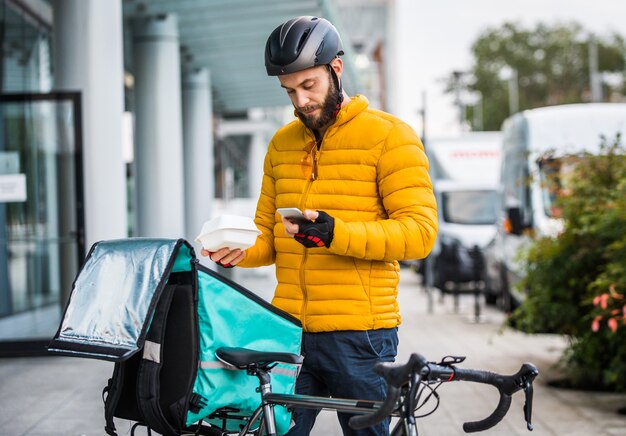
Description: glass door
0,92,84,355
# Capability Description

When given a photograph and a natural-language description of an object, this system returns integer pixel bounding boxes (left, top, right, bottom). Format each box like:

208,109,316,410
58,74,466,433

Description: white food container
195,215,261,252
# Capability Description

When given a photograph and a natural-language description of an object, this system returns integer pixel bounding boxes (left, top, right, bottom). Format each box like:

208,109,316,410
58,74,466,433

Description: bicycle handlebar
453,364,537,432
348,353,539,433
348,384,401,430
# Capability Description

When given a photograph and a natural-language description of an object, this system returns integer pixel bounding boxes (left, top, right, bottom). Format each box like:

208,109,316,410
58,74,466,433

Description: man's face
278,64,340,131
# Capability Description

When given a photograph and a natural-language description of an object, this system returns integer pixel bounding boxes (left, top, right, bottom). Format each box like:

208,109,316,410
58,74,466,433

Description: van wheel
484,291,498,306
498,267,522,312
433,262,445,292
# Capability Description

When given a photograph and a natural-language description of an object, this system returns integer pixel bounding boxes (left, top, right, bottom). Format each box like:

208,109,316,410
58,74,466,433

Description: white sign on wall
0,174,27,202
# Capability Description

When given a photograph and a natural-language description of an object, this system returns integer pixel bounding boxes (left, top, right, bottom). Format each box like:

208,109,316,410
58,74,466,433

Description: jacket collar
333,94,369,128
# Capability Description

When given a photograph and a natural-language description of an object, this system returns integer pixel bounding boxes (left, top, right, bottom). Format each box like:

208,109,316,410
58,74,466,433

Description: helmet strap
327,63,344,116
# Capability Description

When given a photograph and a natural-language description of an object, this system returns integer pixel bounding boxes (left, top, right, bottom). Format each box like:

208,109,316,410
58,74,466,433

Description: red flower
600,294,609,309
592,316,602,332
608,318,618,333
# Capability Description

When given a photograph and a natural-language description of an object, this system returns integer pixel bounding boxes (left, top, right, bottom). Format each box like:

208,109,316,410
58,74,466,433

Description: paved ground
1,265,625,435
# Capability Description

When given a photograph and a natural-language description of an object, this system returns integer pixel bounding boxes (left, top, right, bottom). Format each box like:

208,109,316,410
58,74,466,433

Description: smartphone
277,207,308,222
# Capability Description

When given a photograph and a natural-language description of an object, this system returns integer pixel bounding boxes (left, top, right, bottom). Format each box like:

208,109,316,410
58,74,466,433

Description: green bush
508,134,626,391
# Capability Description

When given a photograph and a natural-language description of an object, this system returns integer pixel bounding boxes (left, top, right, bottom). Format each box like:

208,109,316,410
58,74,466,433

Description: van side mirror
504,207,524,236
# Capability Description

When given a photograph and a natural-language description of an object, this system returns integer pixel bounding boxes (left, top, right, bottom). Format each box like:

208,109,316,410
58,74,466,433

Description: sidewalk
1,266,625,435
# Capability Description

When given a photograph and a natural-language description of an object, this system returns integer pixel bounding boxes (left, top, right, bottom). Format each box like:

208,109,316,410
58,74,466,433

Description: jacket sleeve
238,148,277,267
328,123,438,262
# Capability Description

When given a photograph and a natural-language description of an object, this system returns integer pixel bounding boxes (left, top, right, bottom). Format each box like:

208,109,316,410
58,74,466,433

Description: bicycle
171,346,538,436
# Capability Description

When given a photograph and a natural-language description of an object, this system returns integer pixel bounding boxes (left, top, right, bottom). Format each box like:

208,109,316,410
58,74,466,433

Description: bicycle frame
266,390,420,436
206,370,422,436
200,348,537,436
213,393,384,436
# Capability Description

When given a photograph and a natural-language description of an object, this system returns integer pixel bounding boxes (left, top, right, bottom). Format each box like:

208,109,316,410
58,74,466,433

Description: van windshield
441,190,498,225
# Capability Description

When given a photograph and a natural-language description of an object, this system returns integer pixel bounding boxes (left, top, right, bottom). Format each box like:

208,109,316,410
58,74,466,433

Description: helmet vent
297,29,311,52
315,41,325,57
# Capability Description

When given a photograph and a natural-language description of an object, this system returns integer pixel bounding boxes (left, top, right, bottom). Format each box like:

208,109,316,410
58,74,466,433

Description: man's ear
330,57,343,79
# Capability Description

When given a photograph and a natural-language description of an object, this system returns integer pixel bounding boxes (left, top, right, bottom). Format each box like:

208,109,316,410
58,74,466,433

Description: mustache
297,104,321,113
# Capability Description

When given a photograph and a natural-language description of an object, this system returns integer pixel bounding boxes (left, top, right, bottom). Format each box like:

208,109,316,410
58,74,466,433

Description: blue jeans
285,328,399,436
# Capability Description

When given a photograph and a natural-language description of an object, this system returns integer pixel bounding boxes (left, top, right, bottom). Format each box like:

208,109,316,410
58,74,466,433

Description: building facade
0,0,389,354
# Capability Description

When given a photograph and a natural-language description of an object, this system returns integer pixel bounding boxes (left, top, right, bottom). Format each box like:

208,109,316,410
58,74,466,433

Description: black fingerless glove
294,211,335,248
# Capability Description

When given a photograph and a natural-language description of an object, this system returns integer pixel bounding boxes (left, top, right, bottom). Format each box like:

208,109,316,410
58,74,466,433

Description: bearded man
203,16,438,436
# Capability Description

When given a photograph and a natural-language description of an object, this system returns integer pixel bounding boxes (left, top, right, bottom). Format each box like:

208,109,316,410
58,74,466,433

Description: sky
391,0,626,138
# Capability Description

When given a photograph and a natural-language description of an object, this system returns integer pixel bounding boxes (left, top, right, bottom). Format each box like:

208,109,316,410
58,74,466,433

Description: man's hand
283,209,334,248
200,247,246,268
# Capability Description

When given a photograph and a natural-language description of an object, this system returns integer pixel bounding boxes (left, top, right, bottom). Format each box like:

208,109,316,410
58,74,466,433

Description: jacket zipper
299,251,308,327
298,130,325,328
298,179,314,327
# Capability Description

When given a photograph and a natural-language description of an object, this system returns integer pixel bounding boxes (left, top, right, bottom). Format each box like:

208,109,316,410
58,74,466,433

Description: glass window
0,2,76,351
0,96,83,343
441,190,498,225
537,155,580,218
1,1,53,93
214,134,251,199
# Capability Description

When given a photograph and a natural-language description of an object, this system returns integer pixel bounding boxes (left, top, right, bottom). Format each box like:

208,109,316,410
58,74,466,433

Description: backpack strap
136,283,180,436
103,363,124,436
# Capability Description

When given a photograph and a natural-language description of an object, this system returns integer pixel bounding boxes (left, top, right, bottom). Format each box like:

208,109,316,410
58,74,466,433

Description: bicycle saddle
216,347,303,369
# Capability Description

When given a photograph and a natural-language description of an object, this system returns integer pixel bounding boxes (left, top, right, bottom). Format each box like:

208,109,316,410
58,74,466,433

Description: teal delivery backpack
48,238,302,435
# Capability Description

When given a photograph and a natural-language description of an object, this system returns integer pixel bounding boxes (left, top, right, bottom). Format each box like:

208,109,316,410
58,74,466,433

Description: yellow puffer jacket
239,95,437,332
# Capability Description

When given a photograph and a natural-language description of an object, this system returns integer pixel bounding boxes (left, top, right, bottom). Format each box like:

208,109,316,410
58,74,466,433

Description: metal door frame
0,91,85,356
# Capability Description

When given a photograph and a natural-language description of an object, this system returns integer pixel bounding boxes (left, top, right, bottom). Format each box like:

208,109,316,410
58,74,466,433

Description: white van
424,179,498,293
421,133,501,311
426,132,502,183
483,103,626,310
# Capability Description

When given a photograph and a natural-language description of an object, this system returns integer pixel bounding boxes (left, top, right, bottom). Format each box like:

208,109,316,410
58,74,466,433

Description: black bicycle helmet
265,16,344,76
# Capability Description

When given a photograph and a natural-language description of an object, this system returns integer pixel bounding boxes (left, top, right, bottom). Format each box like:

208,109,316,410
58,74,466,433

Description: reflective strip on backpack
143,340,161,363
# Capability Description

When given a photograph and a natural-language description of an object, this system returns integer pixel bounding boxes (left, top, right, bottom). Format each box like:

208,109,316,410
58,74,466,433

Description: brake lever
520,364,539,431
523,379,534,431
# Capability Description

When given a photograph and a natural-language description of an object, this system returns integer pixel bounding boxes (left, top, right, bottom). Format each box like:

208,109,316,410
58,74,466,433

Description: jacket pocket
352,258,371,300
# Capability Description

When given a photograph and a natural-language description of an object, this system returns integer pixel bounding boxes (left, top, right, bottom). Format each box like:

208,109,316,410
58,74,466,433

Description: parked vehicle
420,133,502,301
423,179,498,294
426,132,502,183
483,103,626,311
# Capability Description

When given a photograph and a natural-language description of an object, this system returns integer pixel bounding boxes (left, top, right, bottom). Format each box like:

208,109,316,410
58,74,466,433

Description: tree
508,135,626,391
446,22,626,131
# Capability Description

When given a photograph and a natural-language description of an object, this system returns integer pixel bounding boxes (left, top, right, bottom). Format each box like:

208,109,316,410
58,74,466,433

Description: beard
296,77,339,131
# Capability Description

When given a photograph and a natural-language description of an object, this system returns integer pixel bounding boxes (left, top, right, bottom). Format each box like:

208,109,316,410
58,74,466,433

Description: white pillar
249,132,266,198
132,14,185,238
182,68,214,246
52,0,127,247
